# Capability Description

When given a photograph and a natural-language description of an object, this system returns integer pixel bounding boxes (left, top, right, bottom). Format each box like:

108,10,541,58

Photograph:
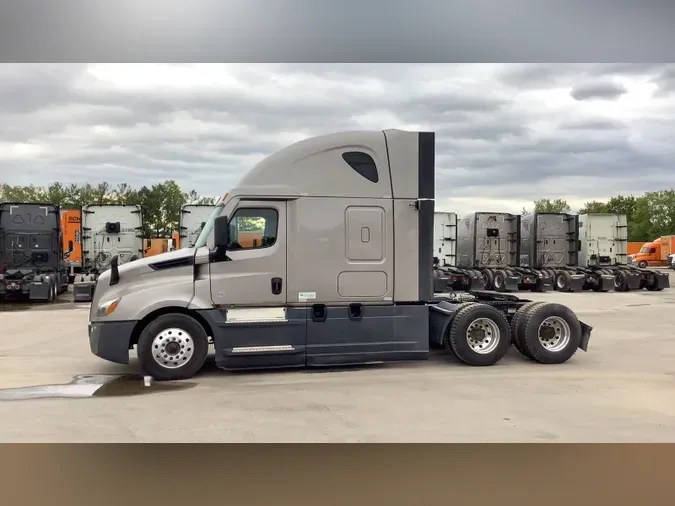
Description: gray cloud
570,80,628,101
0,63,674,216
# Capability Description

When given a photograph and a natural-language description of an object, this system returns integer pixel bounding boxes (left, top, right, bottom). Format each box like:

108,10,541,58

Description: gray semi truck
87,129,593,381
0,202,69,302
521,212,669,292
73,204,145,303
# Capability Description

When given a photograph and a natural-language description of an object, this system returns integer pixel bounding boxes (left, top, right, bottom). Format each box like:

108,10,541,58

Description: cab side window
228,208,278,250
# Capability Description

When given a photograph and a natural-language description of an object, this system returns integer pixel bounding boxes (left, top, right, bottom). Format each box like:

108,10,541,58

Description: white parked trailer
179,204,216,249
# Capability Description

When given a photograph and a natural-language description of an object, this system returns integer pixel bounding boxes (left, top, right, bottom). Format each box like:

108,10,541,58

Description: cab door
208,200,306,370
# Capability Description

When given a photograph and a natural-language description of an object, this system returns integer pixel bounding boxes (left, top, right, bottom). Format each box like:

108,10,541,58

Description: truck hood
96,248,196,284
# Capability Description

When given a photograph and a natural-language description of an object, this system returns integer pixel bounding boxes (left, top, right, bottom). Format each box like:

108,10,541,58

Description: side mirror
214,215,230,249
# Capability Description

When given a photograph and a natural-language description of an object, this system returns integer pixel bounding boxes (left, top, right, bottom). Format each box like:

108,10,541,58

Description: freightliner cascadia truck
87,129,593,381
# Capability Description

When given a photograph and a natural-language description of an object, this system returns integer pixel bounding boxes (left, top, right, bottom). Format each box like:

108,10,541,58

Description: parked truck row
0,202,217,303
87,129,594,381
433,211,671,294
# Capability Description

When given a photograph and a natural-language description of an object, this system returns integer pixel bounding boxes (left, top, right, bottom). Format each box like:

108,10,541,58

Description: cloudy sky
1,63,674,216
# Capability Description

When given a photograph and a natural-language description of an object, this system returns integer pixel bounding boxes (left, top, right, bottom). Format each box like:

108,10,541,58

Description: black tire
442,302,478,351
446,303,511,366
547,270,557,289
137,313,209,381
554,271,573,292
638,261,647,269
510,301,546,359
493,270,507,292
482,270,495,290
613,270,629,292
520,303,582,364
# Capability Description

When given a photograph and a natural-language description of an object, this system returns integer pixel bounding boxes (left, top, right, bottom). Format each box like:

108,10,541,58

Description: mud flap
469,276,486,291
578,321,593,352
569,275,586,292
599,275,614,291
505,276,520,292
625,272,641,290
29,280,51,300
73,282,95,302
654,272,671,289
536,276,553,292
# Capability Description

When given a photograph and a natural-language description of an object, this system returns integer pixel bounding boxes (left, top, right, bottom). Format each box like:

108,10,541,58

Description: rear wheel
492,270,507,292
510,301,546,359
613,270,629,292
446,303,511,366
137,313,209,381
520,303,582,364
482,270,495,290
554,271,574,292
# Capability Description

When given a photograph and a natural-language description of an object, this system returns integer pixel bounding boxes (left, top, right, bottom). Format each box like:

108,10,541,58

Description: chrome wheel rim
614,275,622,288
537,316,571,352
465,318,500,355
151,327,194,369
556,276,565,289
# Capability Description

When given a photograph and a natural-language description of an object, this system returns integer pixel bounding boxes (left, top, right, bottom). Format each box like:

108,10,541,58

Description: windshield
639,246,649,253
194,202,224,249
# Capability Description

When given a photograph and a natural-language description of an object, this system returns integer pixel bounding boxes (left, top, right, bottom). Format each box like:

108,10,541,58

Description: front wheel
638,261,647,269
137,313,209,381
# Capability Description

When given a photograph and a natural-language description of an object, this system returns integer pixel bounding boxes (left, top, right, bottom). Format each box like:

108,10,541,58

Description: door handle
271,277,283,295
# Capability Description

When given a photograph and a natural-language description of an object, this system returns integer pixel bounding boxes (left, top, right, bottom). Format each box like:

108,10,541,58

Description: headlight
96,297,121,317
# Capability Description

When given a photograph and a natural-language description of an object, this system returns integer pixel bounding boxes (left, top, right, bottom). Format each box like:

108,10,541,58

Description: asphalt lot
1,269,674,442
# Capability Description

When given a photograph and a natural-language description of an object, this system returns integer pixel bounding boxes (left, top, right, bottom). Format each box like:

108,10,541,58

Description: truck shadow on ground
0,374,198,402
119,348,534,383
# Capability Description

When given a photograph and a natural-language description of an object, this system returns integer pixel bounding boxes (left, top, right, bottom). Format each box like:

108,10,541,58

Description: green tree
0,184,46,202
630,190,675,241
578,200,610,214
533,198,571,213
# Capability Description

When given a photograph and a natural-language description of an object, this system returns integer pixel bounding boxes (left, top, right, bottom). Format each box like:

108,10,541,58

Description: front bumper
88,320,137,365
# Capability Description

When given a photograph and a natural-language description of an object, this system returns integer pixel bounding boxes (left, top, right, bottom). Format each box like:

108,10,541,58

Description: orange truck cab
629,235,675,268
60,209,83,282
143,237,178,257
